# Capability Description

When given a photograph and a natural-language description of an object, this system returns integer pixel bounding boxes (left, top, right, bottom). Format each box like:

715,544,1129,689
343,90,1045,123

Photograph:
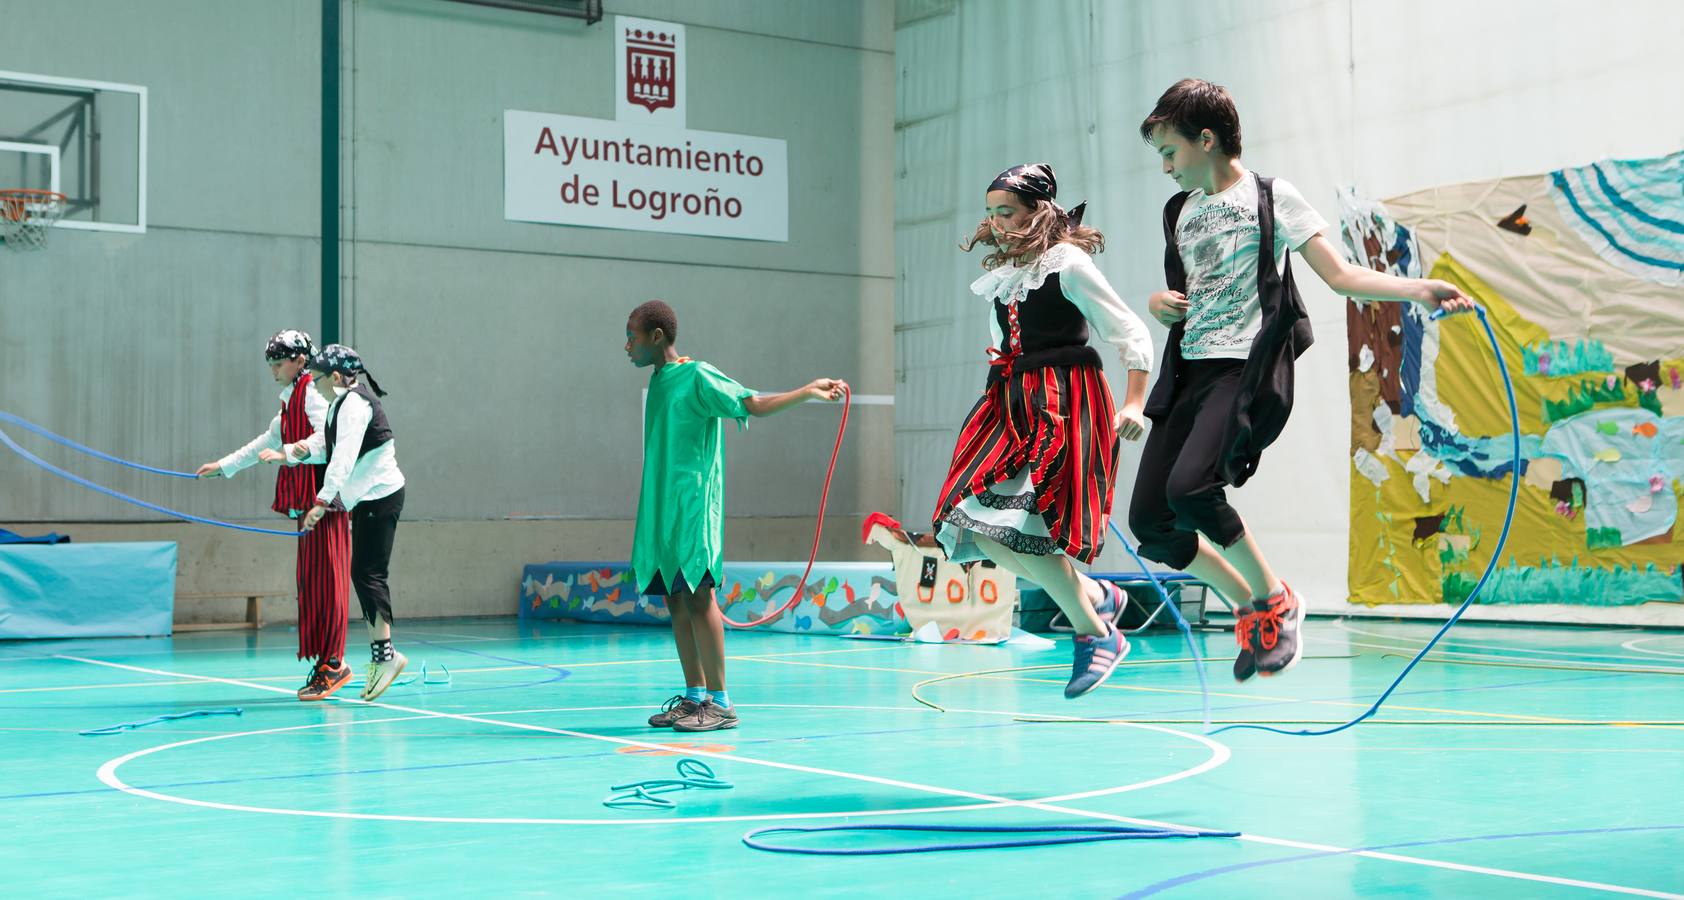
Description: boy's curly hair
629,299,678,343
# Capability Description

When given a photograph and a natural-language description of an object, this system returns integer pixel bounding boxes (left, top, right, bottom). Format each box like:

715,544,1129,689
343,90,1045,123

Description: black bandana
987,163,1087,228
989,163,1057,204
309,343,386,397
264,329,317,362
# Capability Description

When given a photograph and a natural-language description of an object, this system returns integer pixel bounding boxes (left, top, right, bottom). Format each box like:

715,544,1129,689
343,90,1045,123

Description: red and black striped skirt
932,364,1119,563
295,510,351,662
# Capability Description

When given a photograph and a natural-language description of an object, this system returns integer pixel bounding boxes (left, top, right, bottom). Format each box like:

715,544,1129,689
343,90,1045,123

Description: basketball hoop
0,189,67,250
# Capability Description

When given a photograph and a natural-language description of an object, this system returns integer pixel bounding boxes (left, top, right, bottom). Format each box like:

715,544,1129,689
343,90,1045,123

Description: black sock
325,657,341,669
371,639,394,663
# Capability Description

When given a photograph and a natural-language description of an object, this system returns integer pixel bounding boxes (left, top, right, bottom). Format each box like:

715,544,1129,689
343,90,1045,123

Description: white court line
0,703,933,739
1622,637,1684,659
78,702,1228,825
1335,621,1684,666
0,644,907,694
0,679,209,695
1310,633,1684,674
395,628,500,642
69,658,1226,826
3,642,487,664
61,655,1683,898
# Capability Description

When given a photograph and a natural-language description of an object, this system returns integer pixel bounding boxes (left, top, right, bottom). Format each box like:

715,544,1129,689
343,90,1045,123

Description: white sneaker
360,650,408,701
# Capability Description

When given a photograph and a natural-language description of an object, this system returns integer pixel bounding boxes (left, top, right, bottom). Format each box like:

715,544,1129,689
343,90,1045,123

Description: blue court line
1071,669,1631,723
407,638,573,677
399,638,571,697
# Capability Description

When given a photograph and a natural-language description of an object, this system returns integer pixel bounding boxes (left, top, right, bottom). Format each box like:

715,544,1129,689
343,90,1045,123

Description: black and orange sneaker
648,696,702,728
1232,608,1259,683
298,660,353,701
1253,584,1306,677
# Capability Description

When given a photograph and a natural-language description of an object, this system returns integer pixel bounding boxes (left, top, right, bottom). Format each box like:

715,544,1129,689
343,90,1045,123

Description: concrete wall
1,0,896,623
894,0,1684,626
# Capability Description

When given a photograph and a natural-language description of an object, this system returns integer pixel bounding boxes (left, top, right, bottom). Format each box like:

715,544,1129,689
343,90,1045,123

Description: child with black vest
931,163,1155,700
1129,79,1475,682
295,344,410,701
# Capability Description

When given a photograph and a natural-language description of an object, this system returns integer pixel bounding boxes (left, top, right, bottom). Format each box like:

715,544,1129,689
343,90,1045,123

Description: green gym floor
3,616,1682,899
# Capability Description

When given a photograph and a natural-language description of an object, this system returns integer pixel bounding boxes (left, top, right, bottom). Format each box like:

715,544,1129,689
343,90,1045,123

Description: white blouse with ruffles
968,242,1155,374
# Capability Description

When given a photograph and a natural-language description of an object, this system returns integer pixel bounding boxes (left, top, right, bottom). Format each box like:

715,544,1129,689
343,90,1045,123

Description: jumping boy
1129,79,1474,682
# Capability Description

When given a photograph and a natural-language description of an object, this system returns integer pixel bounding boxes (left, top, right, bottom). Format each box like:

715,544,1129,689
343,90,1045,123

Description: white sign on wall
504,109,788,242
615,16,685,128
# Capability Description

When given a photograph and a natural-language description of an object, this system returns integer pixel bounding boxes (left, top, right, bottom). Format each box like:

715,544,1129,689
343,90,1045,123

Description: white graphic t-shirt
1174,171,1327,360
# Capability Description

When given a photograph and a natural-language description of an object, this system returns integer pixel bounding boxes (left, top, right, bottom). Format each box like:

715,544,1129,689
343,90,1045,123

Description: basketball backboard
0,69,146,235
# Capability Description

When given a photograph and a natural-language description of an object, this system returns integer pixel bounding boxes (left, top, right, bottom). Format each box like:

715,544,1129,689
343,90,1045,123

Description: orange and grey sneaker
298,660,353,701
1253,584,1306,677
647,695,702,728
1232,609,1259,683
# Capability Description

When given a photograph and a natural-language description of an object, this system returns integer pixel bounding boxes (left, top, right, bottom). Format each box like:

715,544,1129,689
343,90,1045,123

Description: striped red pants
932,364,1119,563
295,511,350,662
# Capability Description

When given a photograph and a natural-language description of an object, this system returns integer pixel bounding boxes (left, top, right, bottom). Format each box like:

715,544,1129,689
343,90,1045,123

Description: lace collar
968,242,1085,307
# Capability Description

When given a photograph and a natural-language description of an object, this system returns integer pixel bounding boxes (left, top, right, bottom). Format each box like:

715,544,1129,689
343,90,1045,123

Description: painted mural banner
1341,151,1684,608
520,561,905,637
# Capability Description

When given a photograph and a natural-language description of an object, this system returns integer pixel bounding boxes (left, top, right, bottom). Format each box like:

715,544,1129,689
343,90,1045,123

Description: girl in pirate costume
933,163,1156,698
293,344,410,702
197,330,353,701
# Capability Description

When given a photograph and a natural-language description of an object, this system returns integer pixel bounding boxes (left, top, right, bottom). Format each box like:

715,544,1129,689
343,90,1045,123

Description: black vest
987,270,1103,386
325,381,395,463
1144,175,1314,487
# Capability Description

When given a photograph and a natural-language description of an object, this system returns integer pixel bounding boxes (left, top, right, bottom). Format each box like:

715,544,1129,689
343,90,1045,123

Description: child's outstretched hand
1417,280,1477,316
1148,290,1188,325
806,378,849,402
195,462,223,479
257,448,286,464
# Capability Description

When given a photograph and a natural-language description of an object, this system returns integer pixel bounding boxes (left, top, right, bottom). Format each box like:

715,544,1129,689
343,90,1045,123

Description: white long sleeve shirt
216,380,329,483
293,387,405,510
969,243,1155,373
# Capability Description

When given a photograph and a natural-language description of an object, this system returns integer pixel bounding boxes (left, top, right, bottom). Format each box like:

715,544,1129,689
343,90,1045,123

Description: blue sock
710,689,732,709
685,685,706,704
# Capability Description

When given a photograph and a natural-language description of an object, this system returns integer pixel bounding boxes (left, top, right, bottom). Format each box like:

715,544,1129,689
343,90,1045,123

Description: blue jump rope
0,410,454,733
3,308,1519,851
0,410,303,536
1203,305,1518,737
740,305,1517,854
